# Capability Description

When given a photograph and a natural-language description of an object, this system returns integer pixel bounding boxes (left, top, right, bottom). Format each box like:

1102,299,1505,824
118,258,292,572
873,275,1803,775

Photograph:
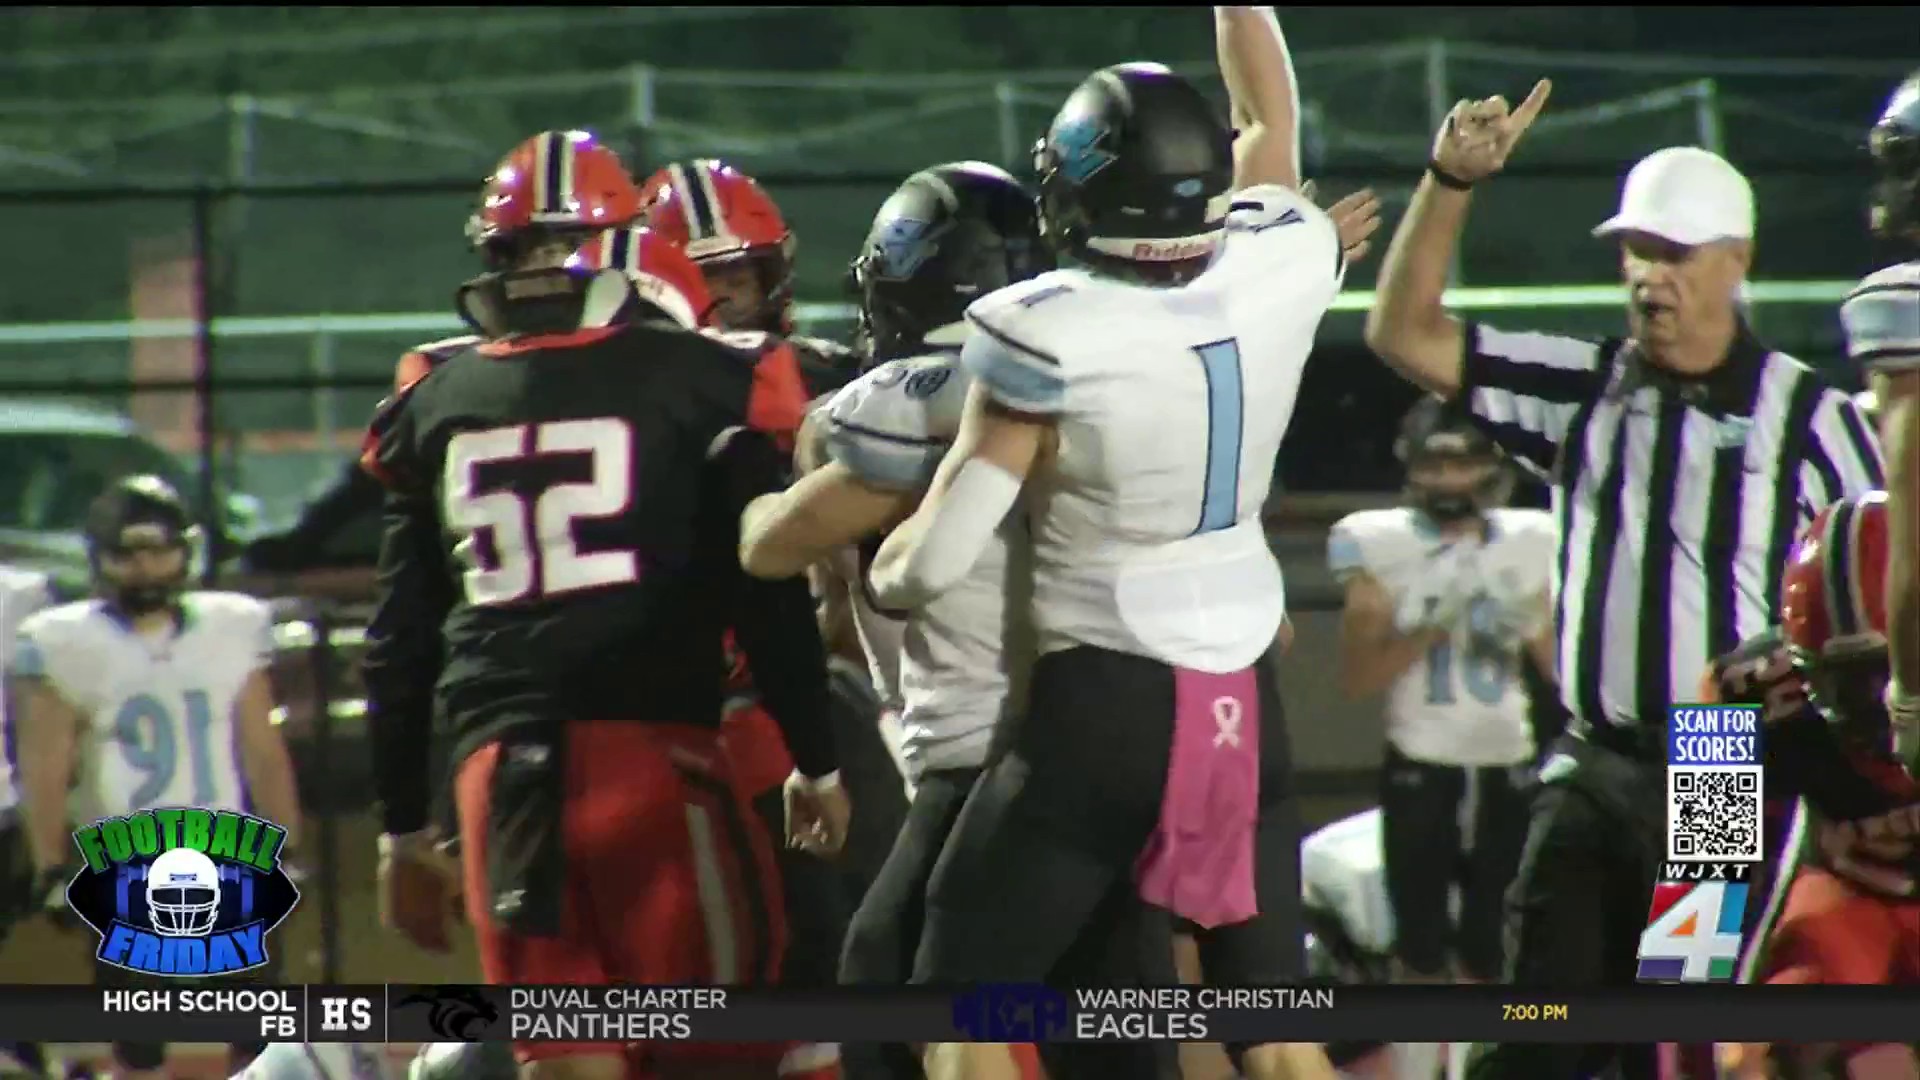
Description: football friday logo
66,807,300,978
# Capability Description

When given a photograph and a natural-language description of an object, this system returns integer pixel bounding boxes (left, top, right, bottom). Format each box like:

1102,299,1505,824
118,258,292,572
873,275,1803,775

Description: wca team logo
1636,876,1749,983
65,808,300,978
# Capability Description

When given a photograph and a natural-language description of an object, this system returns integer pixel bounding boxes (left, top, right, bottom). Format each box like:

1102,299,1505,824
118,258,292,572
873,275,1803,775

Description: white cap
1592,146,1754,247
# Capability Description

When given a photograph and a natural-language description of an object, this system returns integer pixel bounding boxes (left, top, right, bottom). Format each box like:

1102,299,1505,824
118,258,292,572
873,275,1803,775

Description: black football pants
1465,732,1666,1080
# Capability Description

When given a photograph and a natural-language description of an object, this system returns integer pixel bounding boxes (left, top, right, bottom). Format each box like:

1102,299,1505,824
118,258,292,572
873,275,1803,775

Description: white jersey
823,350,1035,781
234,1043,397,1080
961,184,1343,672
13,591,274,821
1327,507,1555,766
1841,259,1920,374
0,566,55,813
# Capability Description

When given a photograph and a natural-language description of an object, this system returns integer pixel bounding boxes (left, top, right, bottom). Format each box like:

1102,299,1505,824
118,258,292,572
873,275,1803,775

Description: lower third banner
1,984,1917,1045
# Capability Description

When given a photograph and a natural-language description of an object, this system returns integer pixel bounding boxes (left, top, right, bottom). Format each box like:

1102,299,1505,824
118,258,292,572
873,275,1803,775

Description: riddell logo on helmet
1132,238,1215,261
65,808,300,977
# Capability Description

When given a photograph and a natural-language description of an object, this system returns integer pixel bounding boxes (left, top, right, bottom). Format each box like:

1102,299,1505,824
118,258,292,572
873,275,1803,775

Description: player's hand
783,771,851,857
377,830,464,954
1431,79,1552,185
1319,187,1383,265
32,864,84,932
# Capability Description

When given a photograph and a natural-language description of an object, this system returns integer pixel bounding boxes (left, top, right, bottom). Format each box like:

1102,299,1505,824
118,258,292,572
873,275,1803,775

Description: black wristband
1427,160,1475,191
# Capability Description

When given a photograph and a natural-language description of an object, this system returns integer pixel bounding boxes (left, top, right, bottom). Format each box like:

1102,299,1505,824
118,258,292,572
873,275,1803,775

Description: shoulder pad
1840,261,1920,370
1327,508,1410,582
359,376,429,492
11,601,96,679
958,271,1084,415
824,355,965,492
395,334,480,391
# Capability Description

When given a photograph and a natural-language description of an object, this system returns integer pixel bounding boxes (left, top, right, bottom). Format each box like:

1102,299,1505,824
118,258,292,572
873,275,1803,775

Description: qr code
1667,767,1763,861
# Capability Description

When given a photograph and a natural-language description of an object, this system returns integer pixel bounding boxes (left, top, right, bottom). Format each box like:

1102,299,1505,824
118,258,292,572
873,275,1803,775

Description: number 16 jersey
11,592,272,820
960,184,1343,672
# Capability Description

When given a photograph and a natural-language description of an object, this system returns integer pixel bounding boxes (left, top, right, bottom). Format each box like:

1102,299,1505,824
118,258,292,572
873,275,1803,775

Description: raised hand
1325,187,1383,265
1432,79,1552,185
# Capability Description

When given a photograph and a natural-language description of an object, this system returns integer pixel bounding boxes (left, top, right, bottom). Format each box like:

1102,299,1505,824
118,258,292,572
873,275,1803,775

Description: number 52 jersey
11,592,273,820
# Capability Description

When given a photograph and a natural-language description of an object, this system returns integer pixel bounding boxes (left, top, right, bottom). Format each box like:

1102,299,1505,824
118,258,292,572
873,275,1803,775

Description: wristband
1427,160,1475,191
377,830,436,858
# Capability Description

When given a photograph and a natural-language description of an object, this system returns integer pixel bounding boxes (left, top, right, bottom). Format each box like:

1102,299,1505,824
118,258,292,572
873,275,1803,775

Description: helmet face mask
87,476,198,616
1406,452,1505,523
1867,73,1920,244
146,847,222,937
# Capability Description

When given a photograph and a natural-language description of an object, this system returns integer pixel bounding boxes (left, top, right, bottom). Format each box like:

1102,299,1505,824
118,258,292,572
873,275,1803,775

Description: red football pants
455,721,785,1065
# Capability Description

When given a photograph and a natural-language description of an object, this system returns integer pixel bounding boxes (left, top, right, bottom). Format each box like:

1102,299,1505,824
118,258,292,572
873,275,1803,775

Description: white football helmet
147,847,221,937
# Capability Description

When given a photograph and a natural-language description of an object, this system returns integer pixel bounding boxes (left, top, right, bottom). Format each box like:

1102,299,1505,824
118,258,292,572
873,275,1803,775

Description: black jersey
359,286,833,834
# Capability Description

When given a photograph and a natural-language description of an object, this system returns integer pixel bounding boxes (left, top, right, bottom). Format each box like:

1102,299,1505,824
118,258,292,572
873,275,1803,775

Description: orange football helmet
469,130,643,255
1782,492,1893,738
639,160,797,333
568,225,715,331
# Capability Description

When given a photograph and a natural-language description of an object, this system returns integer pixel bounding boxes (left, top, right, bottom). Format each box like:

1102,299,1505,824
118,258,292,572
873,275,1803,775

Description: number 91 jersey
12,591,273,819
1327,507,1554,766
958,184,1343,672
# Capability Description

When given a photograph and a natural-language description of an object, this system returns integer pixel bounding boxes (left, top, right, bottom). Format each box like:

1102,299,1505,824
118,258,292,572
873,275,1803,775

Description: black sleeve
707,426,837,779
289,459,385,545
362,491,454,835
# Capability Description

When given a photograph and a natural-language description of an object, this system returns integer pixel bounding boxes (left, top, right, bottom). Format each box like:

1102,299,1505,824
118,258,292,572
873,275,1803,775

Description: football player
0,563,54,939
1841,74,1920,773
1328,397,1554,992
1713,493,1919,1080
12,476,302,1080
244,130,645,574
867,9,1367,1080
360,225,840,1080
739,160,1057,1080
640,158,862,396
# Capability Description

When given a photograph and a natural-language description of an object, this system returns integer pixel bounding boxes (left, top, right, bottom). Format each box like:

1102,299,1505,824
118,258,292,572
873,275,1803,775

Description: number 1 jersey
960,183,1343,672
11,591,272,820
357,318,834,795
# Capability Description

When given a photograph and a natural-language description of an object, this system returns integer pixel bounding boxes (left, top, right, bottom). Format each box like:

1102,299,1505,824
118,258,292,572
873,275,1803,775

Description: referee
1364,82,1885,1080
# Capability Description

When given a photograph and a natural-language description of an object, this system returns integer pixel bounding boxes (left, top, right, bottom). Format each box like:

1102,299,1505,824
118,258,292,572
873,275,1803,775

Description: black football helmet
1033,63,1234,285
1395,396,1512,524
849,161,1052,365
85,474,199,615
1869,71,1920,244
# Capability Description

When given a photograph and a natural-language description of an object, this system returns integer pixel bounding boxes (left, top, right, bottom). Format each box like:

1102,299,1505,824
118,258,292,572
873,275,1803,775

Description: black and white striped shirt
1459,321,1885,746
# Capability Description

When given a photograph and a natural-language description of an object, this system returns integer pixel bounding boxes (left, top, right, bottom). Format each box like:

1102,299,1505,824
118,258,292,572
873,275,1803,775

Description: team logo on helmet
64,807,301,977
873,217,940,280
1052,118,1118,184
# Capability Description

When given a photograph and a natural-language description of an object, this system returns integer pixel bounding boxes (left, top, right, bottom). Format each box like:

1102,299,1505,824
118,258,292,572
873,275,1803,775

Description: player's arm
1523,612,1557,682
1885,371,1920,756
1335,572,1447,700
10,636,81,872
740,381,930,580
869,319,1057,609
233,609,302,847
358,382,451,839
712,427,840,782
362,495,451,837
1365,82,1552,400
1214,6,1302,193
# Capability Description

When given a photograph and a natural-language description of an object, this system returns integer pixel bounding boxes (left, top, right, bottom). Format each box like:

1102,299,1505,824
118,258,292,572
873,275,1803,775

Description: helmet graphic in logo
146,847,222,937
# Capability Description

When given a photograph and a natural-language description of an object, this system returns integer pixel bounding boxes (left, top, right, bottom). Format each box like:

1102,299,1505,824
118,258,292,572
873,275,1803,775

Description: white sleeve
960,277,1080,417
1216,182,1345,288
1841,268,1920,373
823,358,964,492
235,597,277,672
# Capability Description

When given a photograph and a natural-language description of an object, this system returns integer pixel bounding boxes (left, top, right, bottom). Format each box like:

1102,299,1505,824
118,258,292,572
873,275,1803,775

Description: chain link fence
0,46,1901,533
